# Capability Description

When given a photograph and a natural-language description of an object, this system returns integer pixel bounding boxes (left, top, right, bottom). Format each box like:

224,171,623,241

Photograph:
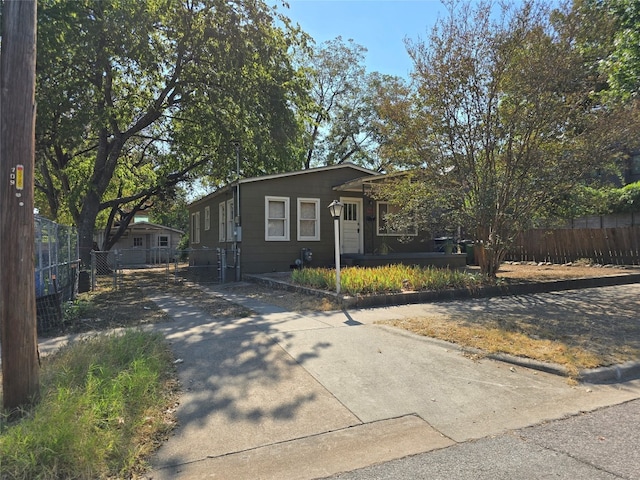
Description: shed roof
118,221,184,235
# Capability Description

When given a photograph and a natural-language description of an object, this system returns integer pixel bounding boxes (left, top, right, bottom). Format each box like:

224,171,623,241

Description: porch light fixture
327,200,344,294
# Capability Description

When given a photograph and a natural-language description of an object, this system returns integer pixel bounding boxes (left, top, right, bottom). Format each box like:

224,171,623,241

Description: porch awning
333,171,408,192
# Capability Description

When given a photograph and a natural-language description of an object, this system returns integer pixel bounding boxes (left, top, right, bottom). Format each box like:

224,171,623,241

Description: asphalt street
323,398,640,480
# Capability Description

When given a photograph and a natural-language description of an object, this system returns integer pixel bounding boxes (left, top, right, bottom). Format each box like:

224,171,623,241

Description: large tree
300,37,367,168
35,0,307,265
298,36,406,171
390,0,618,277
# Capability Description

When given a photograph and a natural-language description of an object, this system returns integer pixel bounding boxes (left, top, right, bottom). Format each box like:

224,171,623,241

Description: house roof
189,163,380,207
121,221,184,235
333,170,411,192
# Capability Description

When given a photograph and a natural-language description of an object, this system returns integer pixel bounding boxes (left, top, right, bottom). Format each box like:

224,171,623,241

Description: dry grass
380,315,608,379
375,263,640,379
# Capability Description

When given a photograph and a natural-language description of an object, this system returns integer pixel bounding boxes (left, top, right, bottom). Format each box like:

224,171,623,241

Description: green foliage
0,330,175,479
34,0,309,262
149,186,190,232
291,267,335,290
591,0,640,100
378,0,626,276
297,36,406,170
62,297,96,324
552,182,640,217
292,265,482,296
608,182,640,213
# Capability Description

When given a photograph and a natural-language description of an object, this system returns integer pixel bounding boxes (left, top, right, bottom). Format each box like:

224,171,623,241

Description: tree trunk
0,0,40,411
476,242,506,278
78,193,102,268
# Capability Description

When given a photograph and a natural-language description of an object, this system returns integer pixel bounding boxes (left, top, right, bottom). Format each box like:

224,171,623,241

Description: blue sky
282,0,449,79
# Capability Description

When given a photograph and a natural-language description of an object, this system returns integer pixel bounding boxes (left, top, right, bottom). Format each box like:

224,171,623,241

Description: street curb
377,325,640,384
486,353,640,384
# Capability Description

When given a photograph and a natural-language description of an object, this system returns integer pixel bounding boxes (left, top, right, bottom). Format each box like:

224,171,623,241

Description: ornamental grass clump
291,267,335,290
293,265,483,296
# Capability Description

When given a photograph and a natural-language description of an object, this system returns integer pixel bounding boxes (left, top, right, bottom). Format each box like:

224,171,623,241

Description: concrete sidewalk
141,282,640,480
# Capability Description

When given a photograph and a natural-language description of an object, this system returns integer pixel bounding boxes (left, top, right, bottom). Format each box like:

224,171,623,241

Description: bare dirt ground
477,261,638,282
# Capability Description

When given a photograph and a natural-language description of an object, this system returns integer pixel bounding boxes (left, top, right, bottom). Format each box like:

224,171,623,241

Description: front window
377,202,417,236
265,196,290,241
133,237,143,247
157,235,169,247
297,198,320,241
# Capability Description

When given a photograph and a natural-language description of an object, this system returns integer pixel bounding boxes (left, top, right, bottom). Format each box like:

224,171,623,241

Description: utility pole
0,0,39,411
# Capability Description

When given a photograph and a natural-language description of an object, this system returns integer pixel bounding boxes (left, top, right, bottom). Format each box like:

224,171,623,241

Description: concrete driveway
134,283,640,479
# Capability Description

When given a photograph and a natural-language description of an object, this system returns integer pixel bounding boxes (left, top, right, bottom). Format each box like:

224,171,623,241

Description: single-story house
96,214,184,266
187,163,461,276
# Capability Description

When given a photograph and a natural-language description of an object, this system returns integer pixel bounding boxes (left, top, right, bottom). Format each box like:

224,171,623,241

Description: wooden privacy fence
506,226,640,265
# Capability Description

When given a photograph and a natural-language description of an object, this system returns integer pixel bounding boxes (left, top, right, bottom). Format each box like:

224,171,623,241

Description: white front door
340,197,363,254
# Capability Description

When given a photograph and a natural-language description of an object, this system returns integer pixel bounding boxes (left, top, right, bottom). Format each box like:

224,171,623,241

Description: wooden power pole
0,0,39,411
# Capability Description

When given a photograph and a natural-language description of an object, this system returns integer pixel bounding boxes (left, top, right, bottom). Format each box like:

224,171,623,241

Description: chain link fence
175,247,239,284
34,228,236,332
88,247,235,289
35,215,80,333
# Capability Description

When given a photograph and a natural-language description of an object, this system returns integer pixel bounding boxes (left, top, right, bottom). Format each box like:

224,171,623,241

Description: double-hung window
265,196,290,241
297,198,320,241
191,211,201,244
218,202,226,242
204,206,211,231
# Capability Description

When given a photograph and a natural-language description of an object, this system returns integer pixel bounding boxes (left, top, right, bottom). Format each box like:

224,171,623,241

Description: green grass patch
292,265,483,296
0,330,178,479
